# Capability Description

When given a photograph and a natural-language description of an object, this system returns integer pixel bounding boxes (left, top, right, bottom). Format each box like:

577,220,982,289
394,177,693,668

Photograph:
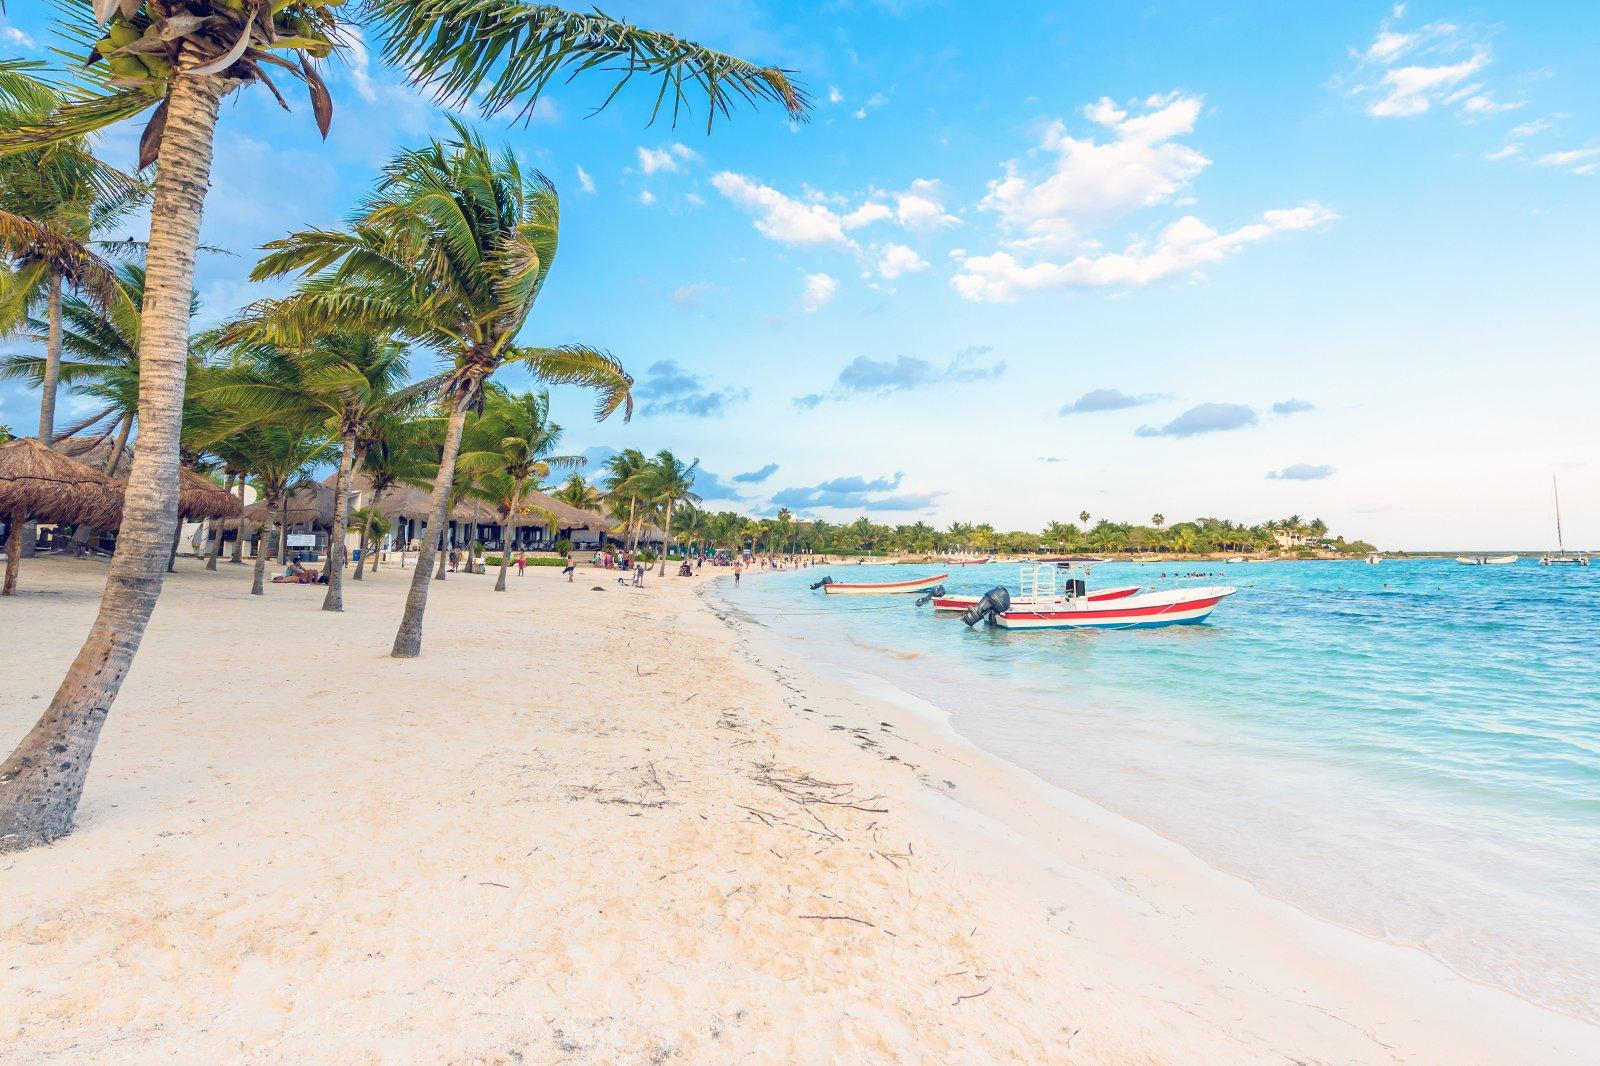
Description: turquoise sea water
718,558,1600,1020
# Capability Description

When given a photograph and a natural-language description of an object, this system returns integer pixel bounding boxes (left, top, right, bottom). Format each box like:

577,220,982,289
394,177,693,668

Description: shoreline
3,557,1597,1061
710,566,1600,1060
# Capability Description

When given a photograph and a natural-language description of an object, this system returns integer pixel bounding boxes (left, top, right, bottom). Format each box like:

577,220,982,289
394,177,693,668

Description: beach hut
227,483,339,562
0,437,120,595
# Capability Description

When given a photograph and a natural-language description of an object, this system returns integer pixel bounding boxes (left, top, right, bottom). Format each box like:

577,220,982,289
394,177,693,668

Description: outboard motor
914,584,946,607
809,576,833,591
962,586,1011,627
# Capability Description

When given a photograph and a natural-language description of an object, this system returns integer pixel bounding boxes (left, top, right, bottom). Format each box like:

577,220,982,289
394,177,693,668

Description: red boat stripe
1005,595,1223,621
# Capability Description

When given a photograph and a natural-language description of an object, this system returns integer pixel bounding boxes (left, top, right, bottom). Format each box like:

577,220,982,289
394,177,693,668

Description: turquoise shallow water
719,558,1600,1020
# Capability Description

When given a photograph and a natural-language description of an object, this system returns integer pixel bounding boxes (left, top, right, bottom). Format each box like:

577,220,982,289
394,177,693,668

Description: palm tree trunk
360,488,383,576
19,273,68,562
205,474,230,572
251,490,275,596
3,506,25,595
658,505,672,577
625,495,637,551
435,528,448,579
165,519,182,573
353,525,368,581
277,494,289,565
321,430,356,612
230,476,246,564
495,491,520,592
392,397,470,658
0,70,226,853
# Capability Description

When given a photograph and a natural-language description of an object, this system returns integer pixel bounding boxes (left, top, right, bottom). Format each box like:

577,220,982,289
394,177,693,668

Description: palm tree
202,322,413,611
602,448,651,550
353,415,437,576
225,420,331,595
1079,510,1091,529
251,128,632,654
0,2,802,851
348,506,391,580
551,472,602,512
647,450,700,576
0,67,141,448
457,388,578,591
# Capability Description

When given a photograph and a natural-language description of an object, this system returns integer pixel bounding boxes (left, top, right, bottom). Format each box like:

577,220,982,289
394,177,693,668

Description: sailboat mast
1553,474,1566,555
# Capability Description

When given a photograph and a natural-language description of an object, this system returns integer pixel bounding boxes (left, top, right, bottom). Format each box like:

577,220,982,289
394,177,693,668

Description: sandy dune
2,556,1595,1063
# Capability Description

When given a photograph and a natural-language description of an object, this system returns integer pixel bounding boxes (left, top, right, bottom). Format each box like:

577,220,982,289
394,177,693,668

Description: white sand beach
3,557,1597,1063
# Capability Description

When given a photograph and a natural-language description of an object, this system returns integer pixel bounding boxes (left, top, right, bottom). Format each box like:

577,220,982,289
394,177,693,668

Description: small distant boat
1456,555,1518,566
1225,557,1247,564
815,572,948,596
945,556,992,566
1541,475,1590,566
1365,553,1382,565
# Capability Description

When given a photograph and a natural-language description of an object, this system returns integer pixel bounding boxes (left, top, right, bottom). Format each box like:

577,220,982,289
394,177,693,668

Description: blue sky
3,1,1597,549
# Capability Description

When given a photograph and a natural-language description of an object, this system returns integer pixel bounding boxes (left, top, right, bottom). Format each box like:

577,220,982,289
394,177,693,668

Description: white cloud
1366,30,1416,64
1536,147,1600,175
1368,51,1489,117
341,27,379,103
1509,117,1557,139
894,178,961,228
1484,144,1521,161
576,165,595,194
712,174,937,247
636,143,697,175
670,282,714,310
4,25,37,49
712,172,857,246
951,204,1337,302
827,85,844,105
853,92,888,120
877,243,929,279
801,272,838,312
638,190,657,205
979,93,1210,247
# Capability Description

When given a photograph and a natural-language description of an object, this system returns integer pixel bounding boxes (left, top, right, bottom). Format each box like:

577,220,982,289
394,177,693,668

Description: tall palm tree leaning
649,450,700,576
251,129,634,650
0,2,805,852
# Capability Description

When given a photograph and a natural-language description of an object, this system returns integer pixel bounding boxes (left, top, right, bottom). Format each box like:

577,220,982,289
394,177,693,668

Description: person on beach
562,551,576,582
733,562,742,586
515,552,526,576
632,561,645,587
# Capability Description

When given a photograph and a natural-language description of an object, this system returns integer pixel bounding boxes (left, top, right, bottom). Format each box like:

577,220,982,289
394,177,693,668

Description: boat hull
930,584,1141,611
993,587,1235,630
823,573,949,595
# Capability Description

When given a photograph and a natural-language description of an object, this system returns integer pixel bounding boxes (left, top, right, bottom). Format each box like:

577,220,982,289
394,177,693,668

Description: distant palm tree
457,388,579,590
603,448,651,550
647,450,700,576
202,324,414,610
552,472,602,512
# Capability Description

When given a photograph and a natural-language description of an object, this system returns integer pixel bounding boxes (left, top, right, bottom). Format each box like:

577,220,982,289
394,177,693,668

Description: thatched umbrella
177,468,242,521
0,438,120,595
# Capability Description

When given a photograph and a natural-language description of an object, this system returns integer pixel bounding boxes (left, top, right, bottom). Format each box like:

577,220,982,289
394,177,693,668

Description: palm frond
512,343,633,422
369,0,808,131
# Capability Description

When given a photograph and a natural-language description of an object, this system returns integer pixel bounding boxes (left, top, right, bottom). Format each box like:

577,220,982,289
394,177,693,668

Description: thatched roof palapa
0,437,121,528
177,468,242,521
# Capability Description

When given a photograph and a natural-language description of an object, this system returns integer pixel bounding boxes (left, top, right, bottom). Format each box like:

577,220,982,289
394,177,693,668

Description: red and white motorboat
930,584,1140,612
993,586,1235,630
817,572,948,596
954,564,1235,630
